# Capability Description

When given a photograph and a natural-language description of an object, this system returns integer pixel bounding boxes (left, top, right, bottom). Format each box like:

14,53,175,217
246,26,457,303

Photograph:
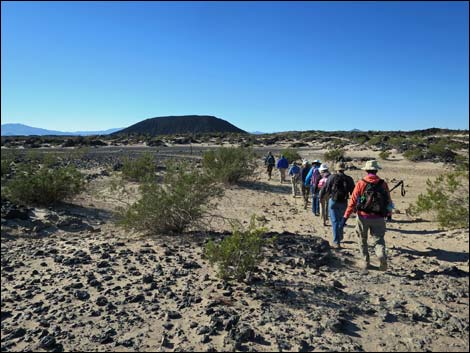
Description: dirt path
1,152,468,352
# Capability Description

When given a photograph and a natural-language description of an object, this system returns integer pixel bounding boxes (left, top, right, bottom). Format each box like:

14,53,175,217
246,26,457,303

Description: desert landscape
1,134,468,352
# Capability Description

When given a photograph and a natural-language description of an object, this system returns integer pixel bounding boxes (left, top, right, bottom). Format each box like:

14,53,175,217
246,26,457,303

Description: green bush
1,159,12,178
202,147,257,184
408,170,469,229
403,148,424,161
367,135,383,146
118,161,222,234
378,150,391,160
204,216,269,281
121,153,156,182
280,148,301,164
3,162,84,206
323,148,345,162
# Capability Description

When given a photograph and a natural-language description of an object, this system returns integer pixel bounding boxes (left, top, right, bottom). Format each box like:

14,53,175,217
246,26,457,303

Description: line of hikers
265,152,393,271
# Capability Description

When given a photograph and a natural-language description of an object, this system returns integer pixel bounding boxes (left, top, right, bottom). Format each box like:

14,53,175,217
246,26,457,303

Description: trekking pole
387,180,406,221
389,180,406,197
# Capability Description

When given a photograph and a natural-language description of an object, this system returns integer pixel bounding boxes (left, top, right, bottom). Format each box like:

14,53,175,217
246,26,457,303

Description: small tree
408,170,469,229
202,147,257,184
204,216,269,281
118,161,223,234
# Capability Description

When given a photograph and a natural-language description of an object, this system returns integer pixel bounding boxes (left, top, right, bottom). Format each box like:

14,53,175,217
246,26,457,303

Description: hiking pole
389,180,406,197
387,180,406,221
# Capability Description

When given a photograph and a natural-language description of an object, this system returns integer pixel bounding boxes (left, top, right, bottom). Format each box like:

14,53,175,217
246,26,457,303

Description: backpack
318,174,329,189
331,174,349,201
357,179,389,216
266,155,275,166
310,168,321,188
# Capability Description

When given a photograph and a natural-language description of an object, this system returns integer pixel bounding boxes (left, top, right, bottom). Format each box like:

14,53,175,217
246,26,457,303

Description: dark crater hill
114,115,246,136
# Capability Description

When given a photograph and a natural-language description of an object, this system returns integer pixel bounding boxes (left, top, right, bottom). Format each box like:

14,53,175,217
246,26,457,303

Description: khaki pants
355,216,386,264
301,184,310,208
279,168,287,182
320,195,329,224
291,175,300,196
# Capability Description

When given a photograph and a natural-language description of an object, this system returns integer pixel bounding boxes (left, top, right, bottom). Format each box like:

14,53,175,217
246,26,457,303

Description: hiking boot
333,242,341,249
379,258,388,271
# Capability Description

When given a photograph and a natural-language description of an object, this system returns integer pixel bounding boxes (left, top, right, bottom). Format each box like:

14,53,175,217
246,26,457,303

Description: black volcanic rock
113,115,246,136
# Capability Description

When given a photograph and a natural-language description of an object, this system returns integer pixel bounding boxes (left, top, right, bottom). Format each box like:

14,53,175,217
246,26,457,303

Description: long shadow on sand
392,246,469,264
237,180,292,195
386,226,443,235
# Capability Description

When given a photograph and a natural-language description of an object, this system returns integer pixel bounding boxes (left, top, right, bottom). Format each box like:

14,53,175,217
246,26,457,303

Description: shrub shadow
237,180,292,195
392,247,469,263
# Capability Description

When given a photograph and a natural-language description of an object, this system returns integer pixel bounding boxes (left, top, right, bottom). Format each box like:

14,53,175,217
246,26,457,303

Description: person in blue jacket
304,159,322,216
288,161,301,197
276,155,289,183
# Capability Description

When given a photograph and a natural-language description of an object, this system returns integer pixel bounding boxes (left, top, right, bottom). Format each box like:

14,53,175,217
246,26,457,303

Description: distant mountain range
1,123,122,136
114,115,246,135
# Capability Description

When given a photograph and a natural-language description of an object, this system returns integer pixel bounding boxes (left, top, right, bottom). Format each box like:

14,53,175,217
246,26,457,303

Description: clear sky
1,1,469,133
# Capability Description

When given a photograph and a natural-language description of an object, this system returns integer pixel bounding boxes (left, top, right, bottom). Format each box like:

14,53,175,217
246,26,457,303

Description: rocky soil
1,145,469,352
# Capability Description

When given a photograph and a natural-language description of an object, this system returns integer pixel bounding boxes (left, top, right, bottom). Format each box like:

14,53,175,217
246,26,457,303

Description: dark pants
329,199,348,245
267,165,274,179
311,187,320,215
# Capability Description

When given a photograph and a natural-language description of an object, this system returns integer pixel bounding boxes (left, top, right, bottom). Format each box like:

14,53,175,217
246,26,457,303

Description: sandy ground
1,146,468,352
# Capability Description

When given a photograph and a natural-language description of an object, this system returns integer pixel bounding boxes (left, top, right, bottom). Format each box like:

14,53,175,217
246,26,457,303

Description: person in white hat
318,164,331,226
341,160,393,271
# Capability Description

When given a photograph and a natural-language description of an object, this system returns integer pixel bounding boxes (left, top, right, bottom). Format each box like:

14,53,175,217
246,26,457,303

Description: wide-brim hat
335,162,346,171
312,159,321,164
301,159,309,166
319,164,329,172
361,160,382,171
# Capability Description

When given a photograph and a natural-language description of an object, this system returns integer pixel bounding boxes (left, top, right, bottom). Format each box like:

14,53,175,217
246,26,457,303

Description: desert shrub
323,148,345,162
118,161,222,234
202,147,257,184
367,135,382,146
408,170,469,229
204,216,269,281
121,152,156,182
1,159,12,178
403,148,424,161
280,148,301,164
378,150,391,160
3,162,84,206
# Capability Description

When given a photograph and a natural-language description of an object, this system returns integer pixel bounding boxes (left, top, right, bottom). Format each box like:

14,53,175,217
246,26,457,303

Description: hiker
264,152,276,180
320,162,355,248
288,161,301,197
305,159,322,216
340,160,393,270
300,160,311,209
317,164,331,226
277,154,289,183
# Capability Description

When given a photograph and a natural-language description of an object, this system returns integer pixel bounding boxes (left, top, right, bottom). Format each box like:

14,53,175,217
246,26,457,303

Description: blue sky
1,1,469,132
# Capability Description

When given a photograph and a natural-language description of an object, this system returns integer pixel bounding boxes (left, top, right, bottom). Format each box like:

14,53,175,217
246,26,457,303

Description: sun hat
319,164,329,172
335,162,346,171
302,159,309,166
312,159,321,164
361,160,382,171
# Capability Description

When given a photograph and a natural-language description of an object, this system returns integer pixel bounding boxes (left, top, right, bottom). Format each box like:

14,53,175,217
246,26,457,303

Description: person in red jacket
340,160,393,271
